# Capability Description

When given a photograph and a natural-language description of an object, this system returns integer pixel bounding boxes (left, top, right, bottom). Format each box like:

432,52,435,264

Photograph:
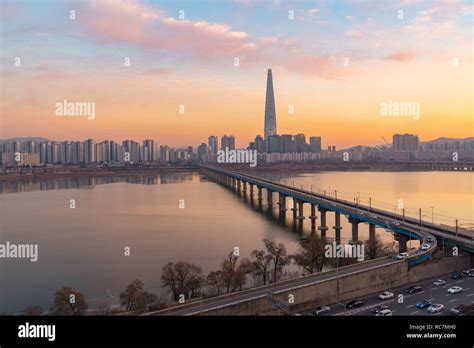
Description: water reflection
0,173,196,194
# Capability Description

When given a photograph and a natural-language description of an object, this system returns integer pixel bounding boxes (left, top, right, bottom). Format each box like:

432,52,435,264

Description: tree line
22,234,395,315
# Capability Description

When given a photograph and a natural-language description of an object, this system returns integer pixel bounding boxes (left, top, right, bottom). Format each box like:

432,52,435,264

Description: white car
378,291,394,300
428,304,444,313
375,309,392,316
433,279,446,286
447,286,463,294
421,244,430,251
370,215,377,219
396,252,409,260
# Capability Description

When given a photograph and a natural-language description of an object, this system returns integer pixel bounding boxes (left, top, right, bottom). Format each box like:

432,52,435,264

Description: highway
146,256,397,316
301,271,474,316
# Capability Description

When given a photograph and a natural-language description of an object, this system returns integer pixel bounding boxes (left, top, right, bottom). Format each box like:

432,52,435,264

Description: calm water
0,171,472,313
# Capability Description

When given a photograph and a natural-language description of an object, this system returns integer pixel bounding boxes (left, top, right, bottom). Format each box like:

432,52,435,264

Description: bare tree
250,249,272,285
119,279,158,312
263,239,290,283
291,235,327,274
23,305,43,316
206,270,225,296
206,252,253,296
161,261,202,301
51,286,88,315
365,236,397,260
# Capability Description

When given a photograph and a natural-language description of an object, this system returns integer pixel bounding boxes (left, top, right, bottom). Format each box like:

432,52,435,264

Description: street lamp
429,206,434,223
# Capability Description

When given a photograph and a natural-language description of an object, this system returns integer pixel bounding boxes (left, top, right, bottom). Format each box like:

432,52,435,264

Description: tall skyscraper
267,135,282,153
254,135,265,153
392,134,419,151
294,134,307,153
208,136,218,155
221,135,235,150
309,136,322,153
281,134,294,153
264,69,277,141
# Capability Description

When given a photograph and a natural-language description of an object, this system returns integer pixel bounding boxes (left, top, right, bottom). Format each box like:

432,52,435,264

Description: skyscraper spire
264,69,277,140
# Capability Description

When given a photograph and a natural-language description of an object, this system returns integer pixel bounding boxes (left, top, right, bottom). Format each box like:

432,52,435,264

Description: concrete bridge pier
333,212,342,243
309,204,318,232
368,224,376,259
296,201,305,220
291,198,297,220
267,189,274,206
396,233,409,253
249,183,254,198
296,200,305,231
243,181,247,195
237,179,241,194
348,217,361,244
278,193,287,220
318,207,329,238
257,186,263,201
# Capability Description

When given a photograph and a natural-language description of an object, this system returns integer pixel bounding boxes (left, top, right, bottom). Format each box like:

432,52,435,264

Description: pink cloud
75,0,256,60
72,0,354,80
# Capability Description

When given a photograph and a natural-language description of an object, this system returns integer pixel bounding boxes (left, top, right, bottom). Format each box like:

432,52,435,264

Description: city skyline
1,0,473,148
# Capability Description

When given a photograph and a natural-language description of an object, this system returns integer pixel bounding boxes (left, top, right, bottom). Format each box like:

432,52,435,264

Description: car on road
421,244,430,251
406,285,422,294
346,300,364,309
462,269,472,275
447,286,463,294
375,309,393,316
450,305,467,316
310,306,331,315
416,300,432,309
396,252,409,260
451,272,462,279
372,305,390,314
427,304,444,314
370,215,377,219
433,279,446,286
378,292,394,300
426,237,434,243
469,272,474,278
393,221,401,226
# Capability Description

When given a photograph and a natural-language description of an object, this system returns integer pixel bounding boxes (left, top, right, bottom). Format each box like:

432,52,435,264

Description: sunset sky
1,0,473,148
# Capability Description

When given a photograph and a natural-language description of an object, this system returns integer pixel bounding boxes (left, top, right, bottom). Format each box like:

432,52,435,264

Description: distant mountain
0,137,51,144
422,137,474,144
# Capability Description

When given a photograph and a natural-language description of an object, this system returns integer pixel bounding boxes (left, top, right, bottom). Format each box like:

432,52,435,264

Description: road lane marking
456,280,463,283
407,304,415,308
409,310,420,315
449,299,457,302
